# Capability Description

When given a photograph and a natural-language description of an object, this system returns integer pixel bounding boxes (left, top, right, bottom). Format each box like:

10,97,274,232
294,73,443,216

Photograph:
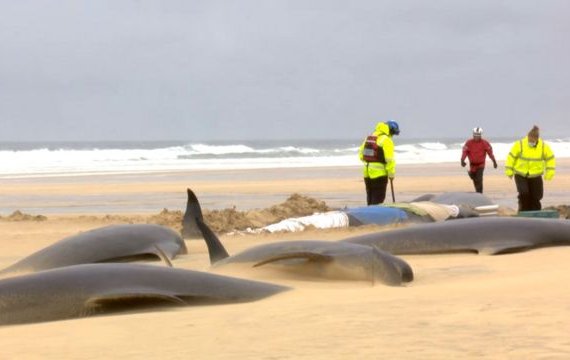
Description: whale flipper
253,252,334,267
86,292,186,309
153,245,174,267
478,240,534,255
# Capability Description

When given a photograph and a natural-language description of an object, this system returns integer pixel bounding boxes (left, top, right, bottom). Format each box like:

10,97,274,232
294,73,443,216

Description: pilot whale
184,188,413,285
342,216,570,255
0,263,289,326
197,219,412,285
0,224,187,276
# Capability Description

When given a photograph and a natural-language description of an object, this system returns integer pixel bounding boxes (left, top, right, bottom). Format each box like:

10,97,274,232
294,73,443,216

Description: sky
0,1,568,142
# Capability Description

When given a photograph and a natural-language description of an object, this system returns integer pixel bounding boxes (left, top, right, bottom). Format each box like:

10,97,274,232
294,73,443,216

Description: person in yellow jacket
505,125,556,211
358,120,399,205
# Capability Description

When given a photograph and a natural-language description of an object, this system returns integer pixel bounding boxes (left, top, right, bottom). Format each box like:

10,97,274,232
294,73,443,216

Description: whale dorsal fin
181,188,204,239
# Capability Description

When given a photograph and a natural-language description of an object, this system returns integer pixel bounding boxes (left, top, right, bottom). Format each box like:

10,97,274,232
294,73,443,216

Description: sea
1,137,570,179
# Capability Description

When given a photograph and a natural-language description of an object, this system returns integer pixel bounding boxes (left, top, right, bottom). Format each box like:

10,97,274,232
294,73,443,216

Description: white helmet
472,127,483,136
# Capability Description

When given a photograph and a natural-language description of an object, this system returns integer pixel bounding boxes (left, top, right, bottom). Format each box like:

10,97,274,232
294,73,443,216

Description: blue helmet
386,120,400,136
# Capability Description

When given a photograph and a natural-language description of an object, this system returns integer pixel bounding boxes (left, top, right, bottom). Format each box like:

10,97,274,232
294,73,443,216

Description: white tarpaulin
257,211,350,233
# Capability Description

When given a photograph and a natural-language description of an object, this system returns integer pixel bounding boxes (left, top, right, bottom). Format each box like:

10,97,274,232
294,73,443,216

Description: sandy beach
1,161,570,359
2,158,570,215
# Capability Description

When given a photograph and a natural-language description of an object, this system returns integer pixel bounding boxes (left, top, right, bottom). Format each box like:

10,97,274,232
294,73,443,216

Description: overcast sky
0,1,568,142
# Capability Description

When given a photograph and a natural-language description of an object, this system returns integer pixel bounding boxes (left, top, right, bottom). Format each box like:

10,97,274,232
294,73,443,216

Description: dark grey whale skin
342,217,570,255
212,238,414,285
0,263,289,326
196,218,413,286
182,187,413,285
0,224,188,275
182,188,204,239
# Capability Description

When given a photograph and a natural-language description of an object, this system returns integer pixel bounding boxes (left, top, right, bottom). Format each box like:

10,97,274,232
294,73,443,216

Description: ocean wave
1,138,569,178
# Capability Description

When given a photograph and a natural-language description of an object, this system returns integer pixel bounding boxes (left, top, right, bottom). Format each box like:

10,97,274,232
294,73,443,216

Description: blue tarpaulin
345,206,409,226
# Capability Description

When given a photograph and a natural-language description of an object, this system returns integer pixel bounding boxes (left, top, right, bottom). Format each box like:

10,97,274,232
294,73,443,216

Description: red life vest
362,135,386,163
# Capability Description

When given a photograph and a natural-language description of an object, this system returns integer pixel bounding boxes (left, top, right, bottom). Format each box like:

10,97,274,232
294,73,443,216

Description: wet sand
1,160,569,359
2,159,569,215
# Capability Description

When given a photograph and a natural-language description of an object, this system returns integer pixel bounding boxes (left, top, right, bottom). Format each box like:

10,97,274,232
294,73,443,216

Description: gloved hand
493,160,498,169
507,174,513,179
461,160,466,167
388,175,395,180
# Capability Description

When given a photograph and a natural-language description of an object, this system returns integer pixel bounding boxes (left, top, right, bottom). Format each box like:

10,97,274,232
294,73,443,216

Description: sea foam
1,138,569,179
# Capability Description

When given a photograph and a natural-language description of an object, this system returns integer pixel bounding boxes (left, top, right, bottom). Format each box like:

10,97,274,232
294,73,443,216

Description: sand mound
202,193,331,233
138,193,331,233
148,208,184,226
145,193,330,233
0,210,47,222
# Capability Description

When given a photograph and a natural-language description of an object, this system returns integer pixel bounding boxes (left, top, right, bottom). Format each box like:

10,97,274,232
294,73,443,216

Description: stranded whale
0,224,187,276
342,216,570,255
184,188,413,285
0,263,289,326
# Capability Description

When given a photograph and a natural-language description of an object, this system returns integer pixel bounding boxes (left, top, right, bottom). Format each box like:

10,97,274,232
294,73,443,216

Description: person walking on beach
505,125,556,211
358,120,400,205
460,127,498,193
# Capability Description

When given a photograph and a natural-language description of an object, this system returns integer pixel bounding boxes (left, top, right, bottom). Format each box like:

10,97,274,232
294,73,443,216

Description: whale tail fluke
196,218,230,264
181,188,204,239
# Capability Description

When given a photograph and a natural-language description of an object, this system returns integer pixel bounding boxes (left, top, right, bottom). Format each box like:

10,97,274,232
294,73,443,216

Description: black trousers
468,168,484,193
514,174,543,211
364,176,388,205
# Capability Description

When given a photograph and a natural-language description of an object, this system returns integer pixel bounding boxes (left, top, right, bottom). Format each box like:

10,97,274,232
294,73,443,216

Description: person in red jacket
461,127,497,193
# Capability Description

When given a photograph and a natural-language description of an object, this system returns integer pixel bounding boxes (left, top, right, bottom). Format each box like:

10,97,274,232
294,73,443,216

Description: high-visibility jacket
359,122,395,179
505,137,555,180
